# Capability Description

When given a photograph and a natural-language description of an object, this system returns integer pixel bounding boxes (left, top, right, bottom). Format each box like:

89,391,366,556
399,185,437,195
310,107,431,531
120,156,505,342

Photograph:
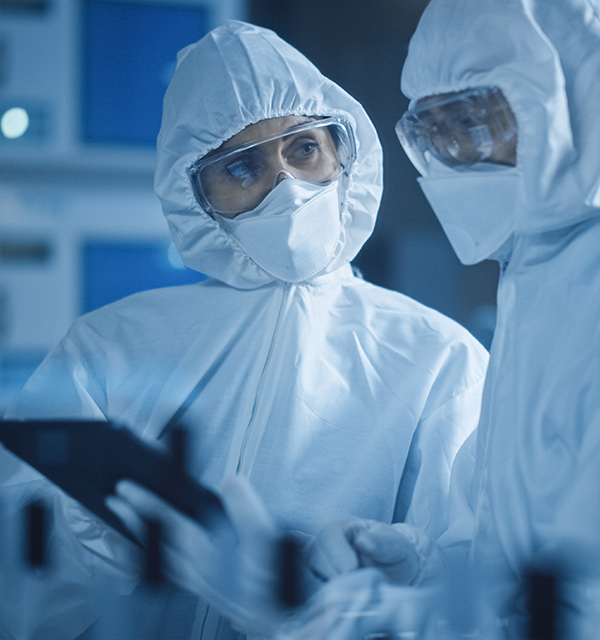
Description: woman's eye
289,139,320,161
300,142,318,155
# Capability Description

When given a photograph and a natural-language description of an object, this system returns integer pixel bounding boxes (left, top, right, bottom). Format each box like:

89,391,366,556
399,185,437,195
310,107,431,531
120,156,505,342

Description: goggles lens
188,116,356,216
396,87,517,176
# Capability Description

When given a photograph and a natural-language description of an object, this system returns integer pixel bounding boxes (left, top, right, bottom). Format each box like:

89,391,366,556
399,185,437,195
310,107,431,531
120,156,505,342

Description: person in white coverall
1,21,488,639
287,0,600,637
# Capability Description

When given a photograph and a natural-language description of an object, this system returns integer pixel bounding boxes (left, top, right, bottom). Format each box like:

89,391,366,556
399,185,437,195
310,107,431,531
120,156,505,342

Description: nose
272,169,294,189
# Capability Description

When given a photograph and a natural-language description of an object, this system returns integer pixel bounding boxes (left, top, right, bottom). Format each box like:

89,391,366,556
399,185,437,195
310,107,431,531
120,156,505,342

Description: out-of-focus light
1,108,30,139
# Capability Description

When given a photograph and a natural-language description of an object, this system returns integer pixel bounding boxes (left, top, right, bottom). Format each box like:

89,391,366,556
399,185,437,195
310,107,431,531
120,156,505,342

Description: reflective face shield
396,87,518,176
188,116,356,216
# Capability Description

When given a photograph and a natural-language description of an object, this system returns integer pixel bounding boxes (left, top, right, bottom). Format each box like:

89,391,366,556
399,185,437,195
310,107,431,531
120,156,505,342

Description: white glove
106,476,290,637
274,568,439,640
308,518,444,586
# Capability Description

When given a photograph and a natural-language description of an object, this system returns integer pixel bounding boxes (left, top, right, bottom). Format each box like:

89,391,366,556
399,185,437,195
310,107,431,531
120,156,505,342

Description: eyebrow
280,118,317,137
219,117,318,152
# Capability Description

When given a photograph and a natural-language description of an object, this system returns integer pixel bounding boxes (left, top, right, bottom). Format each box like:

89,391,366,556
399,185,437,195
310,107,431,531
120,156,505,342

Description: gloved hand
274,567,439,640
105,475,292,637
307,518,444,586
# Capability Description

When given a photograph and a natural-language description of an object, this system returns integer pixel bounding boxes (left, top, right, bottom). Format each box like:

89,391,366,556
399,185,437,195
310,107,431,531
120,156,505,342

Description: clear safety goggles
188,116,356,216
395,87,517,176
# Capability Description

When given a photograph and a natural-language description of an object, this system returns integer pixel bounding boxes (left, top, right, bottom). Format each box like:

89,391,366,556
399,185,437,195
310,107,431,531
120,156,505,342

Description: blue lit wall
82,241,206,313
82,0,210,146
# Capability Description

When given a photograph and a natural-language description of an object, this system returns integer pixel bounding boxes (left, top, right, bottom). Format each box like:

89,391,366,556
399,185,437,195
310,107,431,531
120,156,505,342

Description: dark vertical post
277,533,304,609
169,425,188,477
25,499,50,568
165,424,188,508
144,517,164,585
526,569,558,640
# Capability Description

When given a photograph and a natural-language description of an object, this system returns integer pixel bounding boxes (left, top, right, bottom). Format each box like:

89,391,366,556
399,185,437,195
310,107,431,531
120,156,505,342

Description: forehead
415,91,460,110
219,115,316,151
413,91,476,119
411,90,491,127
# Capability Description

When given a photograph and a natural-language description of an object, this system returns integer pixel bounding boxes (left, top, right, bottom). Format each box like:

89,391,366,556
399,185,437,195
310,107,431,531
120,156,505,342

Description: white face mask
217,178,342,282
418,166,520,265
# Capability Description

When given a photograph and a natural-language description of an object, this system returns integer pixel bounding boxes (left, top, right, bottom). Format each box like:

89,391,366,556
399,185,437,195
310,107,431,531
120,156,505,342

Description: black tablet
0,420,226,542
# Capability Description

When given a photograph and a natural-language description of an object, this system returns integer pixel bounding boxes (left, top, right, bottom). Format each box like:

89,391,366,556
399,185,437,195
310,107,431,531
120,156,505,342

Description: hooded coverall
402,0,600,634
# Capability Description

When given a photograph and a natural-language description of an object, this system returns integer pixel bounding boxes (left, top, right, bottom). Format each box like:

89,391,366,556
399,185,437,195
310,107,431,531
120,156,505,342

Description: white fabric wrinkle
349,333,418,407
352,336,389,392
64,506,140,573
331,315,421,413
530,0,600,207
420,354,483,422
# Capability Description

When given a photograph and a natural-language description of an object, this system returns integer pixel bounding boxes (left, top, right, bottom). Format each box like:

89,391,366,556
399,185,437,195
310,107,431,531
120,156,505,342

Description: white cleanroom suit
2,21,487,639
402,0,600,633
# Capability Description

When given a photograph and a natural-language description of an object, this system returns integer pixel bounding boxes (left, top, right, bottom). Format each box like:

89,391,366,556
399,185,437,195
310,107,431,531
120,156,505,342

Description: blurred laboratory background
0,0,499,414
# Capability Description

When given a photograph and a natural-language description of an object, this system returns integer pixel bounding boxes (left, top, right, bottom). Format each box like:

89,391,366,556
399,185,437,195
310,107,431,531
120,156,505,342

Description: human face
188,115,355,218
396,87,518,176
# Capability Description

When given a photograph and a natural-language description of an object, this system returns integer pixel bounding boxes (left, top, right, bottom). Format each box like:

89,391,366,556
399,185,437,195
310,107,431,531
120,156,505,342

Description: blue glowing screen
82,241,206,312
82,0,210,145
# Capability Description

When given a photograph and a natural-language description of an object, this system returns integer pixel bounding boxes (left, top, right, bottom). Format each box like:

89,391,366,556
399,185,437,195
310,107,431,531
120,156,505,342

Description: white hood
401,0,600,239
154,20,383,288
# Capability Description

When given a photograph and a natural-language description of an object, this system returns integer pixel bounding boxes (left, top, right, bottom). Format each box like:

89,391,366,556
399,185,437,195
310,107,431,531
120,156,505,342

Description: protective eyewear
395,87,517,176
188,116,356,216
